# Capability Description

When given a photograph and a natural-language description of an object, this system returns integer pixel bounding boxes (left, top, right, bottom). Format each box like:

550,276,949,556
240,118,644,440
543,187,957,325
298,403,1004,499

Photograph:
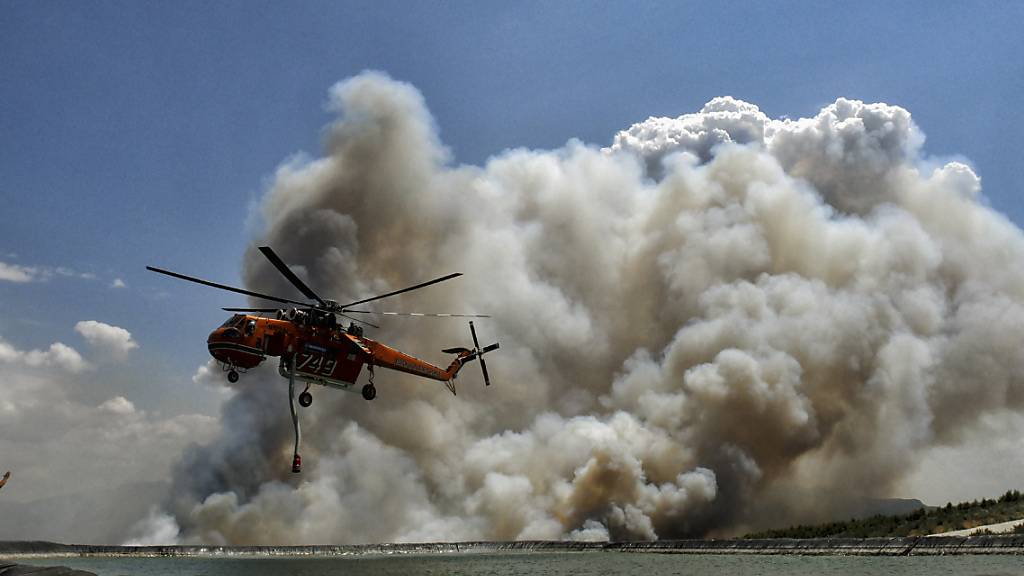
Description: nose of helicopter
207,324,264,369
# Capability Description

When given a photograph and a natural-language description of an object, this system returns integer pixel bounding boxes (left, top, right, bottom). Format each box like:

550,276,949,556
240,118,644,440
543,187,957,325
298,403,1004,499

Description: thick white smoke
152,72,1024,543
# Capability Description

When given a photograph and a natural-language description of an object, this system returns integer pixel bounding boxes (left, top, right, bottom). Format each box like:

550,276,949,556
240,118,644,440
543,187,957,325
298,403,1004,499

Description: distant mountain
855,497,926,518
0,481,168,544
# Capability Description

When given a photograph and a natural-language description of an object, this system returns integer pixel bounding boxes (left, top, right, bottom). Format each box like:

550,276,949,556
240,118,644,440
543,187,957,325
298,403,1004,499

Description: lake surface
12,552,1024,576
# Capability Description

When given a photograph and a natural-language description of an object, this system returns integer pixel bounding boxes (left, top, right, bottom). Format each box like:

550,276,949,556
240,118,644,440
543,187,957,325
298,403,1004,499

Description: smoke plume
154,72,1024,543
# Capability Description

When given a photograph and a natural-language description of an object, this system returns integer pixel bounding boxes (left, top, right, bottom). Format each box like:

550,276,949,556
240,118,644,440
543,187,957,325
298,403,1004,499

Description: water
10,553,1024,576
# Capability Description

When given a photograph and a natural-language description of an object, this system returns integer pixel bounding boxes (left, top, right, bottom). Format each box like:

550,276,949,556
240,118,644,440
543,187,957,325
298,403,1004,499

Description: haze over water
14,553,1024,576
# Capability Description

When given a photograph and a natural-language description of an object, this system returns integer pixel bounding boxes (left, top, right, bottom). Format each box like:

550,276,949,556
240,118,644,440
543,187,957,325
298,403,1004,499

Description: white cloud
0,352,219,525
0,338,88,373
192,361,235,400
75,320,139,359
111,278,127,289
55,267,96,280
191,362,212,385
100,396,136,416
0,261,40,283
0,261,97,283
0,323,220,543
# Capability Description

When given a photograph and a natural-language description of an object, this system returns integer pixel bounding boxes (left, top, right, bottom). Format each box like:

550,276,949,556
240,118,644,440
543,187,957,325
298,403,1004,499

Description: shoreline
3,536,1024,557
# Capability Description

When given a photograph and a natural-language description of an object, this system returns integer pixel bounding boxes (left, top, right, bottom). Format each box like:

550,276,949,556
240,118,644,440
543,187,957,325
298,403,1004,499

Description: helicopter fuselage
207,313,464,389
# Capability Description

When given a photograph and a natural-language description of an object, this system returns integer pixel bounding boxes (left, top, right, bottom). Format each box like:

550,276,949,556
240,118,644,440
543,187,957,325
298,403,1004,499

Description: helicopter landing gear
298,385,313,408
227,370,239,383
362,362,376,401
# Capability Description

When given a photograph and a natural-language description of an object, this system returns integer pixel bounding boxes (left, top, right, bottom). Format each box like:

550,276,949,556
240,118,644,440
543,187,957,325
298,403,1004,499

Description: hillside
746,490,1024,538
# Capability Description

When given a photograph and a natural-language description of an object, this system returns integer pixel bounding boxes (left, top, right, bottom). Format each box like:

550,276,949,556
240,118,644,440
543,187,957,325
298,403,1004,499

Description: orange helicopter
148,246,498,472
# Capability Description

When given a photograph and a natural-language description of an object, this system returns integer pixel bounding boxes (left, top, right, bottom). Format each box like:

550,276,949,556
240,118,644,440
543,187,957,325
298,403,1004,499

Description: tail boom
359,322,499,395
366,339,452,382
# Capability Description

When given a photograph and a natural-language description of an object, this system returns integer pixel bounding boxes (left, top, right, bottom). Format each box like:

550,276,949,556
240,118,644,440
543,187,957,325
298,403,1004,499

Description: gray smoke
149,72,1024,544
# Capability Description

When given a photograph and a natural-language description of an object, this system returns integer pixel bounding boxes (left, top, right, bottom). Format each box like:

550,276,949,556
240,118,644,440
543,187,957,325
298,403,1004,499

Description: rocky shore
3,536,1024,557
0,562,95,575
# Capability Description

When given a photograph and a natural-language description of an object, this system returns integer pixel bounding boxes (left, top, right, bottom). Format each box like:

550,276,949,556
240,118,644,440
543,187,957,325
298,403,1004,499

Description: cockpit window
221,314,244,328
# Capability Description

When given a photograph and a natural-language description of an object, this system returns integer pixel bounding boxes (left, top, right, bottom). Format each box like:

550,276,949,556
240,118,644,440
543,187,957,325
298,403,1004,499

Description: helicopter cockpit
220,314,246,328
217,314,247,339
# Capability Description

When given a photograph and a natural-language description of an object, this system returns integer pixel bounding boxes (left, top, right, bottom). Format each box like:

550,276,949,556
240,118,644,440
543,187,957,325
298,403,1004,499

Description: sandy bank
929,518,1024,537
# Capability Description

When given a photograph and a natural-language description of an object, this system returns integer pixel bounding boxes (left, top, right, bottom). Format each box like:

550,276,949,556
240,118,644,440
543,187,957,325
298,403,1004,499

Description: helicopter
147,246,498,472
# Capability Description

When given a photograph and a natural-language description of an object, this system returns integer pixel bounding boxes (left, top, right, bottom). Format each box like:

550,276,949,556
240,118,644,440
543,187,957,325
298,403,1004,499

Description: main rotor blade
339,273,463,309
342,309,490,318
222,307,280,313
146,266,308,307
258,246,326,307
336,313,379,329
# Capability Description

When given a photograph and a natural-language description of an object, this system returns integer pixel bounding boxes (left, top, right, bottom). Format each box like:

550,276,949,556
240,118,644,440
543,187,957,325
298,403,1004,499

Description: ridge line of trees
744,490,1024,539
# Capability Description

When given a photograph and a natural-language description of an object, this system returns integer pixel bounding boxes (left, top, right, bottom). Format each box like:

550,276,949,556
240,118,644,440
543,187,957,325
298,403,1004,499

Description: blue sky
2,1,1022,415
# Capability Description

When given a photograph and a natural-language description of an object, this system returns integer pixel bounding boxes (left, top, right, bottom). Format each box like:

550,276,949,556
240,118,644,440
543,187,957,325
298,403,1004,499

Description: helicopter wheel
227,370,239,383
361,384,377,401
298,390,313,407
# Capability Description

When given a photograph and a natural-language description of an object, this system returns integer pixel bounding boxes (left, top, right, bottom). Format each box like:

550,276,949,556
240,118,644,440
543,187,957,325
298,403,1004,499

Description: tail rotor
468,321,499,386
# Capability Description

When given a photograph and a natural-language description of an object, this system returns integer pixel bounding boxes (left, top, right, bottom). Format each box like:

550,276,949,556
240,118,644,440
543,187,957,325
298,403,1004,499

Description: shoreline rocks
0,563,95,575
